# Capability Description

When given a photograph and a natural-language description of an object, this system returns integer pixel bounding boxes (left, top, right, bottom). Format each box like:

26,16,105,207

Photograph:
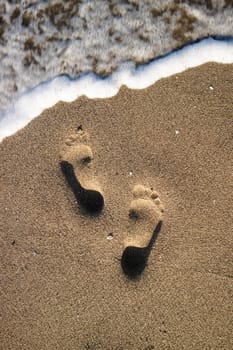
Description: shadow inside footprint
60,160,104,215
121,220,163,279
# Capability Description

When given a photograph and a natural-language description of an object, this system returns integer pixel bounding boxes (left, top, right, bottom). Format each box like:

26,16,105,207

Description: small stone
32,249,39,255
209,85,214,90
107,233,113,240
151,191,158,199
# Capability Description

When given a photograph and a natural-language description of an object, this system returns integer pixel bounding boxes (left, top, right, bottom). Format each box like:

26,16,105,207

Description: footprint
121,185,164,278
60,128,104,215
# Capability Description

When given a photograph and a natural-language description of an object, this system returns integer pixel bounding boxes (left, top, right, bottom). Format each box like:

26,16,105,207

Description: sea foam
0,37,233,142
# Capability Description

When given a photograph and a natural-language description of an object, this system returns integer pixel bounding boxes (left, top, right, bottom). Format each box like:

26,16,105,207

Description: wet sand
0,62,232,350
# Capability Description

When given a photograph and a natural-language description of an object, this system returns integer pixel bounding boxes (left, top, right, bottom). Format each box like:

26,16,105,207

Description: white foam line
0,38,233,142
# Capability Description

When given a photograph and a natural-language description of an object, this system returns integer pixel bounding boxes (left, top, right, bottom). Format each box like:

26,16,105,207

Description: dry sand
0,63,232,350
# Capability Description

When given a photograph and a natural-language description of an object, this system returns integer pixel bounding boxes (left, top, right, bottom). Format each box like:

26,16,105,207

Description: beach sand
0,62,232,350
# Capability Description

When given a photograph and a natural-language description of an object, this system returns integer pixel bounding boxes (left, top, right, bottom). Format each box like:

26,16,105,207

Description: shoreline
1,37,233,142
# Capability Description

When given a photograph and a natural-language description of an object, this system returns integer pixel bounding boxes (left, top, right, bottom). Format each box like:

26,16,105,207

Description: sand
0,62,232,350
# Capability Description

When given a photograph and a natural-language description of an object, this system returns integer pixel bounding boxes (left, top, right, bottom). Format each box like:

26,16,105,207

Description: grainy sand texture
0,63,232,350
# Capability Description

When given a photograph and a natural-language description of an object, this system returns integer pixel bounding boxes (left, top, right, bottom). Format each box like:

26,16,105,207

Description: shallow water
0,36,232,142
0,0,233,114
